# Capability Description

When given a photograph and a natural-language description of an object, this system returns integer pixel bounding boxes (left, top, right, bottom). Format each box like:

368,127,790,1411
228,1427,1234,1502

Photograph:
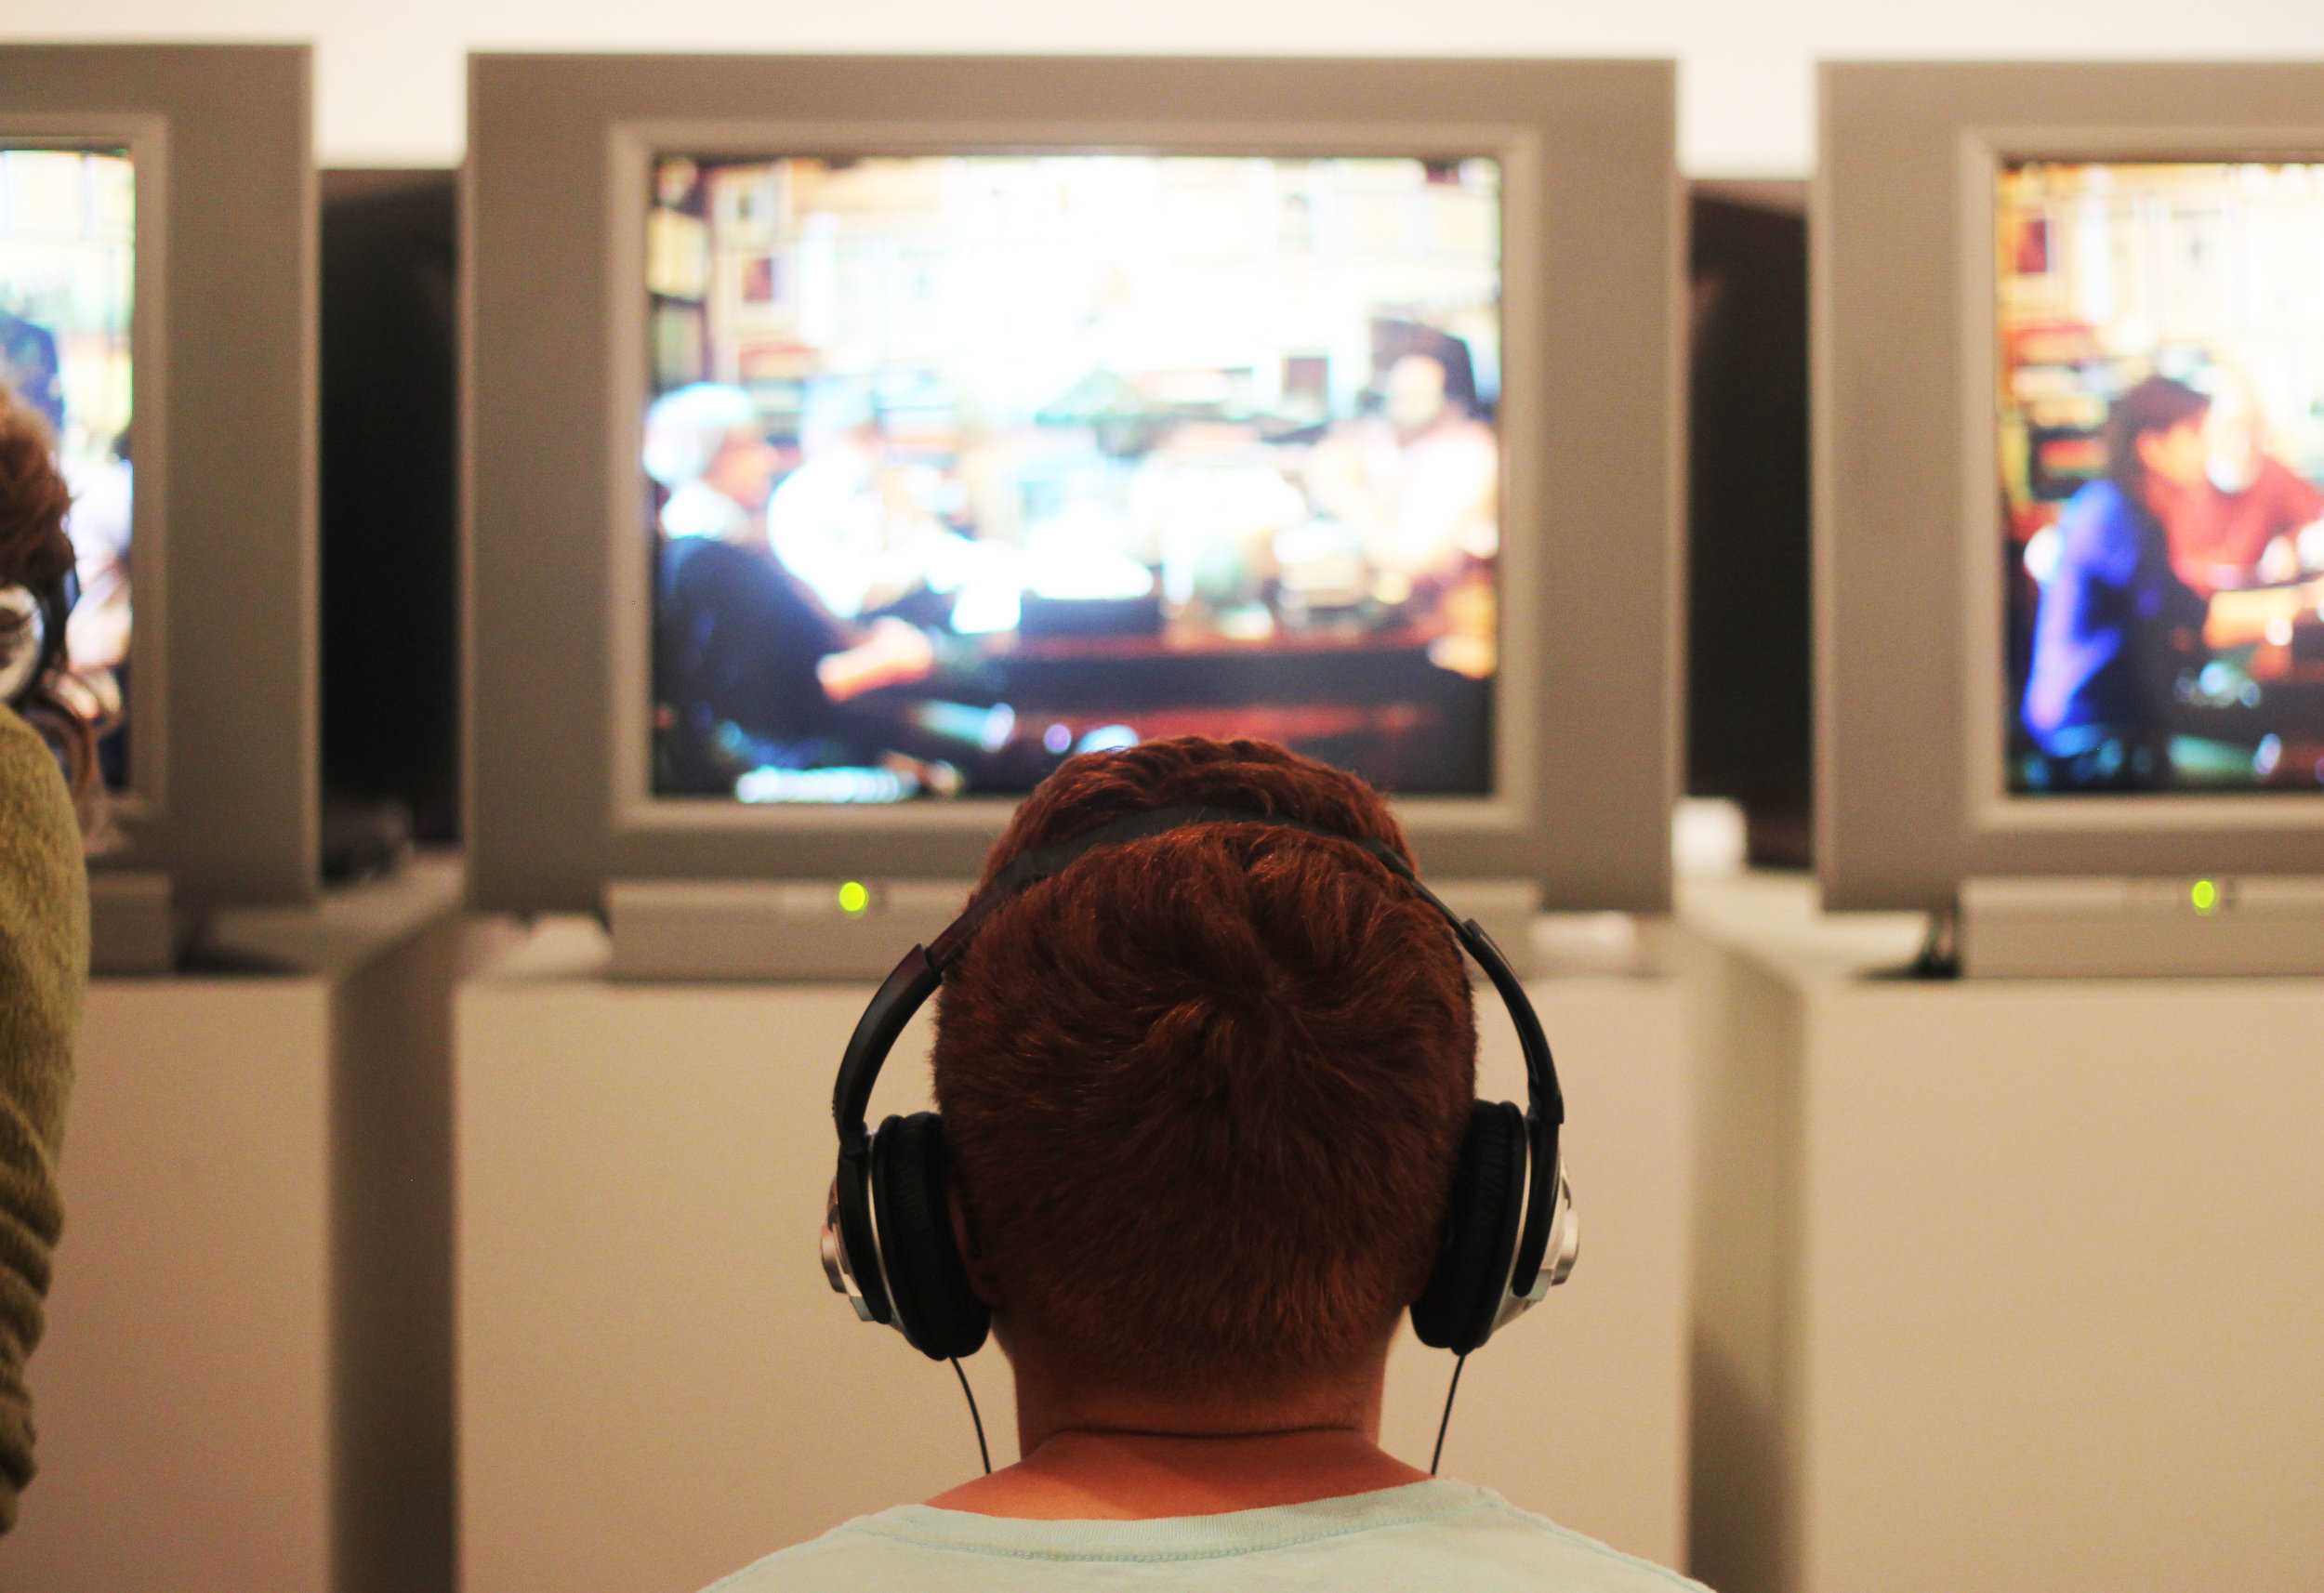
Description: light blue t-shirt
702,1480,1710,1591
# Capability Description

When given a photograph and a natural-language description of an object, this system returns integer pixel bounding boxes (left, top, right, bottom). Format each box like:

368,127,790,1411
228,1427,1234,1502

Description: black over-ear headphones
820,802,1578,1365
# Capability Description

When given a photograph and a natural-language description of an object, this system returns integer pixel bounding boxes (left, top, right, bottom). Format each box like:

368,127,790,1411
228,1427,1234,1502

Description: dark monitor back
321,168,459,850
1686,180,1810,867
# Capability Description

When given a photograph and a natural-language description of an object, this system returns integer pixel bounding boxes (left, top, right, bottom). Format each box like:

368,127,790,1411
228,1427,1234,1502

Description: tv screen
641,153,1503,805
1998,159,2324,796
1,144,133,785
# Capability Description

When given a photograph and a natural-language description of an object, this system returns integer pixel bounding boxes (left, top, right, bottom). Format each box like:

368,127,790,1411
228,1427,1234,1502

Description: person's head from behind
0,384,100,828
932,737,1476,1429
2106,374,2212,506
643,383,779,512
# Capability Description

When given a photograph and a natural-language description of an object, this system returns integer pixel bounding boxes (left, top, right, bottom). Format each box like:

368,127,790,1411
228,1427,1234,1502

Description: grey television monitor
2,45,319,942
466,54,1681,926
1818,61,2324,921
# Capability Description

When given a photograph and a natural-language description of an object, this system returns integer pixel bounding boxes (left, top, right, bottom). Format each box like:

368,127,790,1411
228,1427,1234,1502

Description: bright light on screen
2000,160,2324,796
0,146,132,787
644,153,1503,804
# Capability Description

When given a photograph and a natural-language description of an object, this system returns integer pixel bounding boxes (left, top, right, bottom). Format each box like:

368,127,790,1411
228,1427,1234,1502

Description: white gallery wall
10,0,2324,176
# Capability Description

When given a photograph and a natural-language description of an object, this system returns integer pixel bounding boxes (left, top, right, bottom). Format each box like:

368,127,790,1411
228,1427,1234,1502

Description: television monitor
2,45,317,935
1818,62,2324,912
323,169,460,858
467,56,1680,918
1687,182,1809,868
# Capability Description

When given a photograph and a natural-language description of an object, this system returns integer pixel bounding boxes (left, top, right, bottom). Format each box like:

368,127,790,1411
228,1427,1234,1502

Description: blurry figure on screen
2152,372,2324,594
1309,350,1498,586
0,309,63,434
645,382,781,546
767,385,969,623
1128,428,1303,621
2023,377,2211,778
646,383,938,794
61,441,130,676
2022,375,2324,786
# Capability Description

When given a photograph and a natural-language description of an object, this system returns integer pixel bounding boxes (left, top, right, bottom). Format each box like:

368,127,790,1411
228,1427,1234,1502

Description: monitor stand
89,870,192,975
605,876,1553,982
1959,875,2324,979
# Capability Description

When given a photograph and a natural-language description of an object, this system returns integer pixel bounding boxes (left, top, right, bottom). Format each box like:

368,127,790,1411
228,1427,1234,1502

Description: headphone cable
1429,1354,1468,1477
951,1356,993,1476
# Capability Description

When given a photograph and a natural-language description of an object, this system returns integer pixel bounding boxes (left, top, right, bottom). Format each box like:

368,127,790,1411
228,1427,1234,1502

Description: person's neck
924,1346,1430,1521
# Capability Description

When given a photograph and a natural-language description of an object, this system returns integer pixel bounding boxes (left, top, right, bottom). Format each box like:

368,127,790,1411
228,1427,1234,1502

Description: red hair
0,387,100,820
933,737,1475,1397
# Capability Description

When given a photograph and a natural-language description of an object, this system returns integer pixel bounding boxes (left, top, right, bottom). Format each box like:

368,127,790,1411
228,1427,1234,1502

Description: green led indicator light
2190,879,2219,916
837,881,870,916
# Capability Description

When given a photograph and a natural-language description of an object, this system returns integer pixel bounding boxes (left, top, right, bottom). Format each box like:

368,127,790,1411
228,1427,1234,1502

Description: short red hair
0,388,99,817
933,737,1475,1396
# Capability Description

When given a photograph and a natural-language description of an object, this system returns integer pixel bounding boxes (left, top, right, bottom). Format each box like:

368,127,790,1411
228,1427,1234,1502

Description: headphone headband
829,802,1566,1293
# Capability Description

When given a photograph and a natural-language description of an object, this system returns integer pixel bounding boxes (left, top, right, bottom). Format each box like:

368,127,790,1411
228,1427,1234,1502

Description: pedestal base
1682,873,2324,1593
4,859,496,1593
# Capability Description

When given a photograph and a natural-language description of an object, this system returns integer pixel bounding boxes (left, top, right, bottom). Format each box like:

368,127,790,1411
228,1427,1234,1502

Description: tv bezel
3,45,317,907
1816,61,2324,912
467,55,1681,915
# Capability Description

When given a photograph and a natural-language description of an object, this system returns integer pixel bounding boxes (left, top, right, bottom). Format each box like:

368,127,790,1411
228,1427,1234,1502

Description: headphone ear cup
869,1112,991,1361
1411,1100,1529,1355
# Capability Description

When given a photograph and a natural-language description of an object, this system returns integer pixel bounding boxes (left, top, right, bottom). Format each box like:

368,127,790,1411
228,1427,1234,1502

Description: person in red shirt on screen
2155,372,2324,597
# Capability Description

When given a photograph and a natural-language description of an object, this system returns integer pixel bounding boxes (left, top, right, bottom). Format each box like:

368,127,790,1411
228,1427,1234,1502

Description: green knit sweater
0,705,85,1534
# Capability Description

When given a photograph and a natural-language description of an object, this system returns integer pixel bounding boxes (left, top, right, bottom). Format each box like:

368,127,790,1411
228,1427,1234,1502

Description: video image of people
1,147,132,786
644,153,1503,804
2000,161,2324,796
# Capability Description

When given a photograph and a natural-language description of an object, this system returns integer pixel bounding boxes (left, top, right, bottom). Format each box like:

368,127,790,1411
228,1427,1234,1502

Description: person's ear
947,1179,997,1308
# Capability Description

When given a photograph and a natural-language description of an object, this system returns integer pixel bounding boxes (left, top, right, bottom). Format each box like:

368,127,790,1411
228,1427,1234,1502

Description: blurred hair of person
0,381,92,1534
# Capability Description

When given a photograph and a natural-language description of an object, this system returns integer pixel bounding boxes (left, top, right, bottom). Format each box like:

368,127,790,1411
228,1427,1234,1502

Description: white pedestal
4,859,497,1593
1681,873,2324,1593
454,922,1694,1593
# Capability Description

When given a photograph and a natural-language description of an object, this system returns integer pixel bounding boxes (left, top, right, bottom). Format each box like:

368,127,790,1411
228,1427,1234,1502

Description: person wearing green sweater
0,384,93,1533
